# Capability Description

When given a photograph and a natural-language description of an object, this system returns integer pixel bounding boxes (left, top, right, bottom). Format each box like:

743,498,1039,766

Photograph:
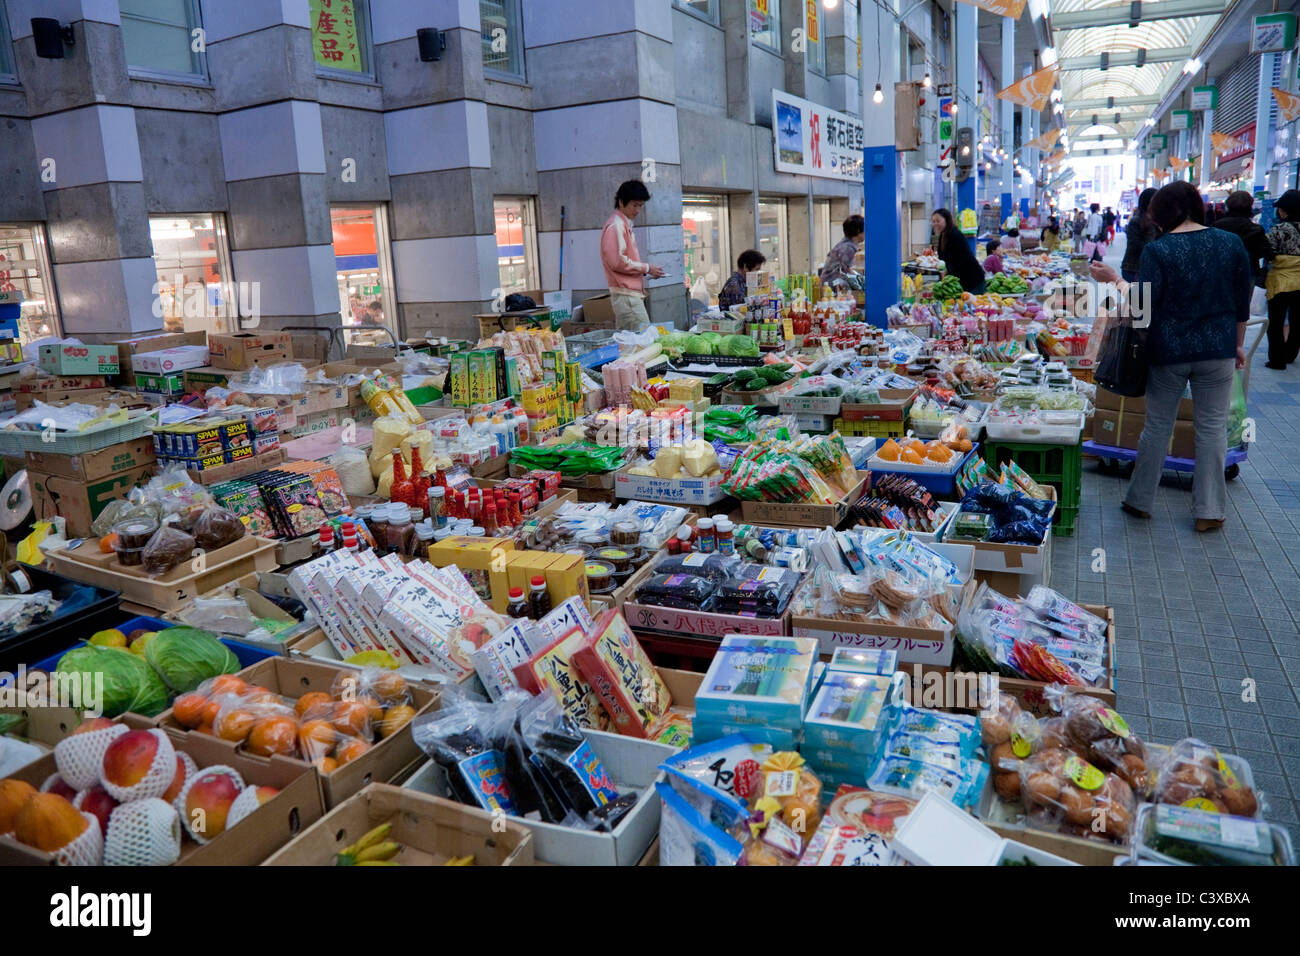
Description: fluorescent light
1144,118,1156,127
1042,47,1057,67
1183,58,1201,75
824,0,839,7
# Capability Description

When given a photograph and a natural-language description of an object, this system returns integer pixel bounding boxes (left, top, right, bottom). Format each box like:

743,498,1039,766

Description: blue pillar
1020,197,1030,218
956,2,977,249
864,146,900,329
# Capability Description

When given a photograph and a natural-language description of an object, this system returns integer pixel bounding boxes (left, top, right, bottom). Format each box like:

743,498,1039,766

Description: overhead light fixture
1136,48,1147,68
873,83,884,104
922,72,931,88
1054,103,1064,114
1183,58,1201,75
1144,117,1156,127
986,162,992,170
824,0,839,7
1099,52,1109,71
1051,89,1062,102
962,144,971,156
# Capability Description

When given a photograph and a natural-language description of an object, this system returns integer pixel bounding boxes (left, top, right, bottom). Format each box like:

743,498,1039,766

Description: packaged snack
660,735,773,804
1151,738,1262,817
712,565,801,616
411,700,517,815
520,695,631,827
141,522,197,576
981,692,1042,802
1017,747,1135,843
192,506,247,550
798,816,900,866
652,552,736,582
495,694,573,824
571,610,671,739
749,751,822,838
634,572,718,610
1134,803,1294,866
1048,687,1148,791
656,781,744,867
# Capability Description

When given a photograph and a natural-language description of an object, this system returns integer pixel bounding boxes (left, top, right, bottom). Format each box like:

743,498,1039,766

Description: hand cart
1083,317,1266,481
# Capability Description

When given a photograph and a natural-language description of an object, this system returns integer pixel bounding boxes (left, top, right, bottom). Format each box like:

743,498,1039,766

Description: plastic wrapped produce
1047,686,1148,791
1151,738,1262,817
1017,747,1135,843
192,506,247,551
141,522,197,576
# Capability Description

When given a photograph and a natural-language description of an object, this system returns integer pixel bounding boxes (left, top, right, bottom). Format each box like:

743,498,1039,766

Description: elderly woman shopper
1263,188,1300,368
1090,181,1251,532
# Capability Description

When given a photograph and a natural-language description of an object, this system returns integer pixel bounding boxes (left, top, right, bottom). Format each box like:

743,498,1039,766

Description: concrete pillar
955,3,977,225
721,0,755,123
780,0,808,98
1254,53,1276,194
788,194,812,275
526,1,684,328
999,18,1014,224
728,193,757,267
825,0,861,116
861,0,900,326
13,4,157,335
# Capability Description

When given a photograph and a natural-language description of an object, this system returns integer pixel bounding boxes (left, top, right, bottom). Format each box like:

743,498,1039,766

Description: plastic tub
115,546,145,567
0,566,122,674
867,444,978,497
113,518,159,550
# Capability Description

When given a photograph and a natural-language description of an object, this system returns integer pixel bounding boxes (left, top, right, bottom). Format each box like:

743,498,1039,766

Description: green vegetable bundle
932,276,965,300
718,334,760,357
509,441,631,475
144,626,240,694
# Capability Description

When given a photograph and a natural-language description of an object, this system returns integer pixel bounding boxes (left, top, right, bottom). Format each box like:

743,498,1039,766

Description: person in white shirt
1086,202,1105,258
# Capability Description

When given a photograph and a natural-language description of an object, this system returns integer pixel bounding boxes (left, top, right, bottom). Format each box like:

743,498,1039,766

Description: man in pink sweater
601,180,664,331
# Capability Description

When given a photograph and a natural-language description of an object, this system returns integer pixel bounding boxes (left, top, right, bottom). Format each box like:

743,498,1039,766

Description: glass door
682,195,730,304
331,204,398,345
0,223,60,347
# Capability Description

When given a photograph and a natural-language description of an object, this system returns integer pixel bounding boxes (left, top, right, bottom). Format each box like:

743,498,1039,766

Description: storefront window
814,200,833,270
682,196,730,303
494,198,540,295
0,0,17,84
148,215,236,335
481,0,525,78
119,0,205,79
674,0,719,23
331,205,397,344
750,0,781,52
0,224,59,346
806,0,825,74
758,199,788,278
311,0,372,78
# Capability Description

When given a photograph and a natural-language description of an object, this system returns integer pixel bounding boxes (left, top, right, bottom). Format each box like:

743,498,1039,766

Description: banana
336,822,394,864
355,860,402,866
444,854,475,866
354,841,401,863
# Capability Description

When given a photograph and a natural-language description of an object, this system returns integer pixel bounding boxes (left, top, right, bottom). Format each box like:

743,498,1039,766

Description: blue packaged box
691,718,799,752
828,647,898,677
802,673,897,757
695,635,818,732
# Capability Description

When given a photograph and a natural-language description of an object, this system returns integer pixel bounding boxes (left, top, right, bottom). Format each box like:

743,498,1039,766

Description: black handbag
1094,317,1150,397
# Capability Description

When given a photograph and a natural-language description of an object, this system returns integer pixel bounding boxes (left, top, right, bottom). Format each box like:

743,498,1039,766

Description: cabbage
718,334,760,357
685,334,714,355
699,332,723,347
659,331,691,352
54,644,169,718
143,626,239,694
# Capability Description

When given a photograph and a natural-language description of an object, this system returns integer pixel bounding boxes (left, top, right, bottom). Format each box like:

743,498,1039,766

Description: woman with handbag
1263,188,1300,368
1090,181,1252,532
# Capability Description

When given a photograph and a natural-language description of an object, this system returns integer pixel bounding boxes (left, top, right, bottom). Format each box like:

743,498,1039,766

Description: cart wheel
1225,463,1240,481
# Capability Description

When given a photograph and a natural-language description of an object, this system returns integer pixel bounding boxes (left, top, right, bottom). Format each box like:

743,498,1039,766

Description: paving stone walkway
1050,230,1300,846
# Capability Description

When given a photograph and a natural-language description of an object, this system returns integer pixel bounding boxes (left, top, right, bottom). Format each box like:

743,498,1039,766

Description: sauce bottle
529,575,552,620
506,586,530,619
696,517,715,553
390,451,413,506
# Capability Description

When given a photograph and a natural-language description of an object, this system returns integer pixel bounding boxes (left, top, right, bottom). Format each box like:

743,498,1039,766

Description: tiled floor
1051,232,1300,847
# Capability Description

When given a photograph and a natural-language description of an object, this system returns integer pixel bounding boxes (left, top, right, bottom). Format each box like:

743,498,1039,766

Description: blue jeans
1123,359,1235,520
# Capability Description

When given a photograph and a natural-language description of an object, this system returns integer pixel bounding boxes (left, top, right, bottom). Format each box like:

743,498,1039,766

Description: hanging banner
1170,110,1193,131
1251,12,1297,54
997,64,1059,111
1212,126,1252,159
1190,85,1219,110
1273,86,1300,122
955,0,1028,18
1149,133,1168,151
310,0,364,73
1042,149,1067,166
1025,127,1063,151
771,91,865,182
1170,157,1190,171
806,0,819,43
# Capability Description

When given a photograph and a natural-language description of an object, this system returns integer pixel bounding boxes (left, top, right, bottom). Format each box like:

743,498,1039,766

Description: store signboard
1150,133,1168,150
1190,85,1219,110
310,0,364,73
751,0,771,31
1251,13,1297,54
1170,110,1193,131
1218,123,1255,165
806,0,819,42
772,91,865,182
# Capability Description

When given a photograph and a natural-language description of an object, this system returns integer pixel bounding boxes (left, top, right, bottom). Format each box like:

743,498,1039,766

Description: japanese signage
751,0,771,32
1170,110,1193,131
1217,124,1255,165
1149,133,1168,151
1251,13,1296,54
1190,85,1219,110
806,0,819,43
772,91,865,182
311,0,363,73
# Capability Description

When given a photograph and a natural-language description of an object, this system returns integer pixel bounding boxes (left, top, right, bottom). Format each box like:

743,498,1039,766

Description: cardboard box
182,367,234,395
740,470,869,528
102,331,206,385
134,371,186,395
0,717,325,866
263,783,533,866
24,438,156,483
578,293,617,329
29,465,153,537
1094,386,1194,421
15,375,110,394
157,656,439,809
837,389,917,422
614,469,728,505
38,343,120,376
621,601,789,638
402,729,674,866
207,332,292,370
132,345,210,374
1090,410,1196,458
14,387,118,411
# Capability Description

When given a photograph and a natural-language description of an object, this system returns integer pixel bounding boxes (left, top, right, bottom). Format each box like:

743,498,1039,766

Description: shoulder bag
1094,310,1150,397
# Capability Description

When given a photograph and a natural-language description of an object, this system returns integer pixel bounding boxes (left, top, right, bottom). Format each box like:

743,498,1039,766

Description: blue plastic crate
24,616,276,676
867,443,979,499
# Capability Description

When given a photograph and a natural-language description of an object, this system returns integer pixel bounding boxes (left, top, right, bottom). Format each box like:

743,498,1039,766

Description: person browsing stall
600,180,665,331
931,208,986,293
718,249,766,310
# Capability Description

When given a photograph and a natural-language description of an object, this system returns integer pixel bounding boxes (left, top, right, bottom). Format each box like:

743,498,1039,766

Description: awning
1212,153,1253,184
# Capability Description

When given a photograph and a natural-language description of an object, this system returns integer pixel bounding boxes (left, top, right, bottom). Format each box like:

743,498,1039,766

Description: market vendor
718,249,766,310
982,239,1004,275
931,208,986,293
601,179,665,332
819,214,865,284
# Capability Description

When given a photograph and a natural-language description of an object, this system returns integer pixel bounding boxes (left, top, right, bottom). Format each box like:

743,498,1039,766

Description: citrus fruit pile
876,437,956,466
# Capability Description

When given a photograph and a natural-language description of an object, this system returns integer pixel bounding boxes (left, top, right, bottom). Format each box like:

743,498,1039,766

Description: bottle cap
697,517,714,530
531,575,546,587
509,586,524,599
676,524,692,540
468,526,486,536
431,486,446,499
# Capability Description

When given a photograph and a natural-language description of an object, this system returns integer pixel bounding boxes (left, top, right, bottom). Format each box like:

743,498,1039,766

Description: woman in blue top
1091,181,1251,532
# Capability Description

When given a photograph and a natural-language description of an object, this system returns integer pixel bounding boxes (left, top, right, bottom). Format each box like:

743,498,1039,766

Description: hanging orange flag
1272,87,1300,123
1210,131,1245,154
997,64,1059,111
955,0,1028,17
1025,128,1064,151
1170,157,1190,171
1042,149,1067,166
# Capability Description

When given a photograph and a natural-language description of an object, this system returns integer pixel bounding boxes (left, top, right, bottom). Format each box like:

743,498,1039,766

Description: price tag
782,318,794,340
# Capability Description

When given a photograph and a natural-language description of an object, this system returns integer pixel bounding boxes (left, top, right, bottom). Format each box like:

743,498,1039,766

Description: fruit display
930,276,966,301
874,436,957,468
719,362,796,393
986,272,1028,295
168,669,415,774
334,821,407,866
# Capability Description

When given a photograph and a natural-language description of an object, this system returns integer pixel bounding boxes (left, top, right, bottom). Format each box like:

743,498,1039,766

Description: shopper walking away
1091,180,1251,532
983,240,1004,275
820,215,866,284
1213,190,1271,291
718,249,766,311
1072,210,1087,252
1120,187,1157,282
931,208,986,293
600,180,664,332
1263,188,1300,368
1042,216,1061,252
1103,207,1116,242
1085,204,1106,259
